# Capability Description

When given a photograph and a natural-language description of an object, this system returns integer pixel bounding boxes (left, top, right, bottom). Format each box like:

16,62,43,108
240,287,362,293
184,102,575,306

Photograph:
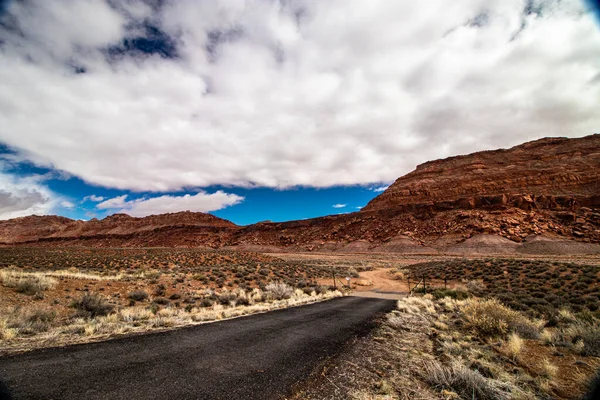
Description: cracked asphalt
0,296,395,400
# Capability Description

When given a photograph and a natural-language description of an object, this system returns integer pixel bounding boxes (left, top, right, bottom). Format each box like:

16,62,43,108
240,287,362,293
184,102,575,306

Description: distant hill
1,135,599,254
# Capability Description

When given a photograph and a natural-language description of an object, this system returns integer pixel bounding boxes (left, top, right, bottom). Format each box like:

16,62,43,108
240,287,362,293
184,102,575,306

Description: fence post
331,267,336,289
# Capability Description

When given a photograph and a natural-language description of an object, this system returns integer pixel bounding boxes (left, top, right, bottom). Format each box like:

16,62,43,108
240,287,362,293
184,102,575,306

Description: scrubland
295,293,600,399
0,248,343,354
294,256,600,400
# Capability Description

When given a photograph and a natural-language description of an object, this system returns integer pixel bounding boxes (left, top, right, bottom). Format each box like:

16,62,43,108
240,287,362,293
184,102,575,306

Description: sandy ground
317,268,410,300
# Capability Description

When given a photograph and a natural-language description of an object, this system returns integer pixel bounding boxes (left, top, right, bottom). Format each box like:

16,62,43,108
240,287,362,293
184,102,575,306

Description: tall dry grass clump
265,282,293,300
422,360,513,400
1,307,56,336
461,298,540,339
0,270,57,295
564,321,600,357
505,332,523,360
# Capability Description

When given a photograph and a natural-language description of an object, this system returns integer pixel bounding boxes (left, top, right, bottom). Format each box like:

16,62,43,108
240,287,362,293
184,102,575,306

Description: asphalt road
0,297,395,400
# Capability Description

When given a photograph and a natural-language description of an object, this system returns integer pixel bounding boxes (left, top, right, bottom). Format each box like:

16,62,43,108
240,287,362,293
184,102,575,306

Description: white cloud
0,1,599,191
371,185,390,193
96,195,128,210
83,194,105,202
332,203,347,209
96,191,243,217
0,171,58,219
60,200,75,209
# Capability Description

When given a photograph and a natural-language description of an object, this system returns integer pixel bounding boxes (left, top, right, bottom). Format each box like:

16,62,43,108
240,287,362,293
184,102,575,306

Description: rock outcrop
364,135,600,211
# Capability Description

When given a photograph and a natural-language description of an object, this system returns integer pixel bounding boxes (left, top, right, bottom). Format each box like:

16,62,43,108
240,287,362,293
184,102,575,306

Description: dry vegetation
294,294,600,400
404,258,600,319
0,248,343,354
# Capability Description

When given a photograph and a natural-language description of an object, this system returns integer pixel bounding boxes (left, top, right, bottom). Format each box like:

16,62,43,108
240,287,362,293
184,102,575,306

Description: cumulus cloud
332,204,347,209
60,200,75,209
0,1,599,191
96,195,128,210
83,194,105,202
96,191,244,217
0,171,57,219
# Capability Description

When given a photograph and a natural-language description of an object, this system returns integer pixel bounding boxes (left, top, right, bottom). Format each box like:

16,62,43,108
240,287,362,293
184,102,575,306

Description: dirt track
0,297,395,400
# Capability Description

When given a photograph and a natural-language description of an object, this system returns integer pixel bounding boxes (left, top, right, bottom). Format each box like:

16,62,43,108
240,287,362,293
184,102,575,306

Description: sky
0,0,599,225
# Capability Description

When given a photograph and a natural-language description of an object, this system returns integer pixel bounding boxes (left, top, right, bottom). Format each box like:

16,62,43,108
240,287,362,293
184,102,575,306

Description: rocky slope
0,212,236,246
364,135,600,211
1,135,599,254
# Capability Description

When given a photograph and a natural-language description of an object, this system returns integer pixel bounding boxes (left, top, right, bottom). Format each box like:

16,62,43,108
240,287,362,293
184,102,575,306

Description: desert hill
364,135,600,211
0,212,237,246
1,135,599,254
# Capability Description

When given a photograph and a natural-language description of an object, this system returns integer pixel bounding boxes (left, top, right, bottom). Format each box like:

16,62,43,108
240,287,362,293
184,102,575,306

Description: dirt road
0,297,395,400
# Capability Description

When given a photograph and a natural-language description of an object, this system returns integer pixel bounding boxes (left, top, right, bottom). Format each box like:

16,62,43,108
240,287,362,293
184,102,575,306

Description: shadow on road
0,380,13,400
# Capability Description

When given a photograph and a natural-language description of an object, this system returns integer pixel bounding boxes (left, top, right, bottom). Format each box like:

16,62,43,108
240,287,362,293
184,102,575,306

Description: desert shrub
152,297,170,305
303,287,315,295
128,290,149,302
466,279,486,294
566,322,600,357
461,298,540,339
169,293,181,300
199,298,214,307
153,284,166,297
143,270,161,280
71,293,114,317
218,292,237,305
235,294,250,306
422,360,512,400
265,282,293,300
6,307,56,335
431,289,469,300
313,285,331,295
347,267,360,278
0,270,57,295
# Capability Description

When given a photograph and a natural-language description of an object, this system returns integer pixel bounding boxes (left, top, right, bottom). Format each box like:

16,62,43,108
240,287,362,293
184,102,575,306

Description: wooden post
444,278,447,290
407,276,411,293
423,275,426,294
332,267,336,289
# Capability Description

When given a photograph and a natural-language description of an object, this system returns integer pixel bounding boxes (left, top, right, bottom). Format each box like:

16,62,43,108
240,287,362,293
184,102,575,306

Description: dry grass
0,286,343,354
505,332,523,360
265,282,293,300
71,293,115,317
0,270,57,295
540,358,558,379
461,298,540,339
45,269,123,281
295,293,600,400
421,360,513,400
1,268,122,285
1,307,56,336
564,321,600,357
